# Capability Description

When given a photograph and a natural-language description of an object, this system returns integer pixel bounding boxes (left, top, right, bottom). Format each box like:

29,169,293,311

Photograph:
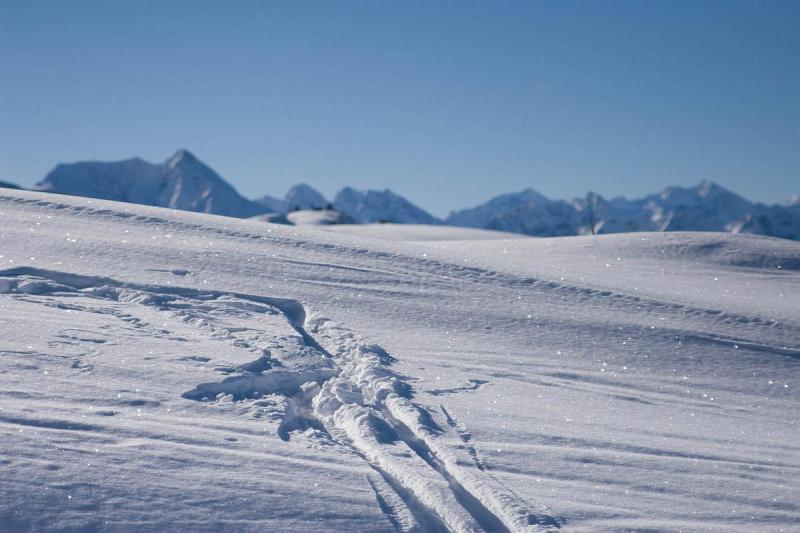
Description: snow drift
0,187,798,531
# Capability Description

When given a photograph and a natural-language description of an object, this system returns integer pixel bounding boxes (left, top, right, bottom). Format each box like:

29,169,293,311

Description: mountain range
36,150,262,218
4,149,798,240
448,181,800,241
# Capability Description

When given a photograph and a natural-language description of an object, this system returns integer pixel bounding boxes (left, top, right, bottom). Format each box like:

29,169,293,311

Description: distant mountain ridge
447,180,800,241
17,150,800,240
255,183,328,213
0,180,21,190
332,187,439,225
34,150,438,225
36,150,263,218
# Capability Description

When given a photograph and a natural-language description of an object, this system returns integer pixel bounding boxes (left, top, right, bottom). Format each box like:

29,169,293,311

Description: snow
320,223,529,242
286,209,354,226
0,188,798,531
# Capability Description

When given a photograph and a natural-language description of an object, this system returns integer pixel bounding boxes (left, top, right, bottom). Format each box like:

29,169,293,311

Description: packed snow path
0,189,798,531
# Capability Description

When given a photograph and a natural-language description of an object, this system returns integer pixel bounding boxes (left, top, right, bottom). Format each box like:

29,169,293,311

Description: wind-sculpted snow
0,267,559,531
1,189,798,531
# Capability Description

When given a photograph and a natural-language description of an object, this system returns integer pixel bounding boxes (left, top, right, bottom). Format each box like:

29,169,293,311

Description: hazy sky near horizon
1,0,798,216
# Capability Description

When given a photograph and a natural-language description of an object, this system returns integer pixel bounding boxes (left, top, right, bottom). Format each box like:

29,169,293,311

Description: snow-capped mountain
447,188,579,236
333,187,440,224
36,150,263,218
256,185,437,225
448,181,800,240
27,150,800,239
285,183,328,211
255,183,329,213
252,194,287,214
33,152,440,226
446,188,550,229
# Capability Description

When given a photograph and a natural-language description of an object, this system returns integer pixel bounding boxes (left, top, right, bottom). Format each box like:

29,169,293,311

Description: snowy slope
36,150,264,218
0,188,798,532
448,181,800,240
286,209,355,226
320,224,529,242
249,209,355,227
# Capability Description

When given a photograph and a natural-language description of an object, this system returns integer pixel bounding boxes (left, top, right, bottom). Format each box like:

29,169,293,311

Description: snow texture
0,188,798,532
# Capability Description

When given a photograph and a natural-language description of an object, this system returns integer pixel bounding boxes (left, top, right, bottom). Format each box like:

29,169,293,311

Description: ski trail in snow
440,405,486,472
378,403,510,532
366,474,416,532
0,266,562,532
306,317,562,532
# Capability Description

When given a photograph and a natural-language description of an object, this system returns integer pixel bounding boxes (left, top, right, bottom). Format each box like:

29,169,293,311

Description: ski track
0,266,562,532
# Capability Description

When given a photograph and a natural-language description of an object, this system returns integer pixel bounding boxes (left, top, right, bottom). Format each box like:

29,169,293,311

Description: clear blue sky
1,0,798,216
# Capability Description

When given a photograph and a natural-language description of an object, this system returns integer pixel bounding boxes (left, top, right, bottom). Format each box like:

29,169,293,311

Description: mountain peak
332,187,439,224
285,183,327,210
37,150,262,218
695,179,727,198
288,183,317,192
166,148,199,168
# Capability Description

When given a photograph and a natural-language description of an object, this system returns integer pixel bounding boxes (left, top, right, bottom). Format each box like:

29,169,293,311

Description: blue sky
1,0,798,216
